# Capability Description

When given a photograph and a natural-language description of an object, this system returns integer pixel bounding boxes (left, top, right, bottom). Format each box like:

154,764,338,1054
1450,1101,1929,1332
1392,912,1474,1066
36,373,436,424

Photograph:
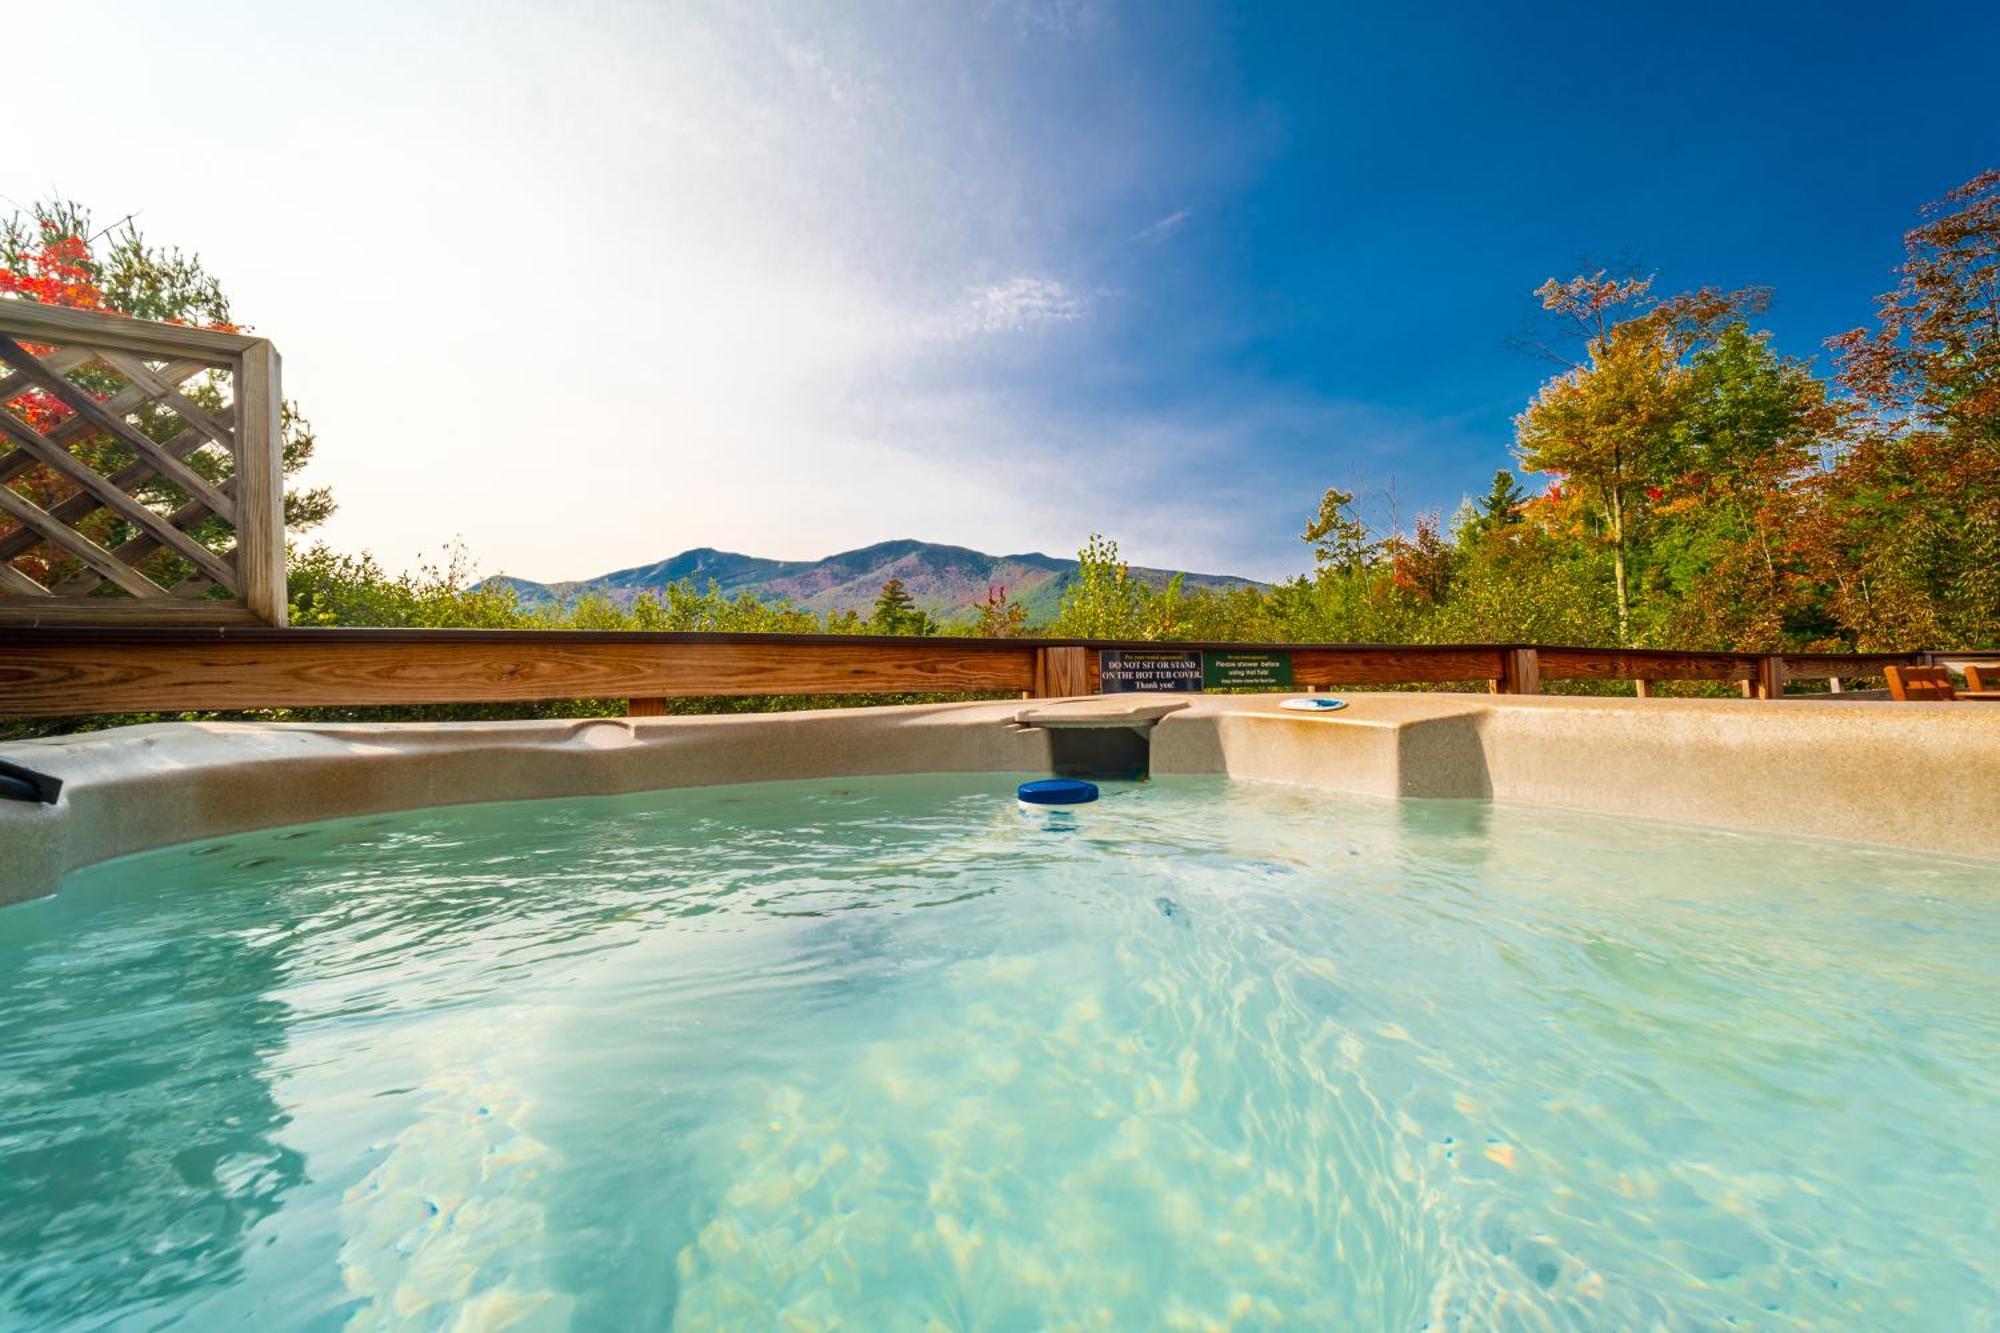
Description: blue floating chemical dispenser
1017,778,1099,807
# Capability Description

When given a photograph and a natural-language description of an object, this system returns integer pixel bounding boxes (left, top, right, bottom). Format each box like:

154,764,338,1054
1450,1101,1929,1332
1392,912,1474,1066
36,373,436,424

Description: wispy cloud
6,0,1295,579
1133,207,1192,242
959,276,1087,334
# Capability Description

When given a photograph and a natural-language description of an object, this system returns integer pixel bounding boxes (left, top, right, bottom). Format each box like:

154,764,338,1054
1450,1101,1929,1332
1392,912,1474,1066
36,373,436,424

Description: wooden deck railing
0,303,285,627
0,625,1977,720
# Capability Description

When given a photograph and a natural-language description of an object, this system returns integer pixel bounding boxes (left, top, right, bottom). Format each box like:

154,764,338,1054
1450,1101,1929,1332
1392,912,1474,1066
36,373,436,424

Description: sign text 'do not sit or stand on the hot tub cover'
1100,649,1203,692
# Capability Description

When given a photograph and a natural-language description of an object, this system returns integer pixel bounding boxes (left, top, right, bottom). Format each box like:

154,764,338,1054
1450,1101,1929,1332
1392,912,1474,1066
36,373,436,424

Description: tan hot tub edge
2,691,1995,905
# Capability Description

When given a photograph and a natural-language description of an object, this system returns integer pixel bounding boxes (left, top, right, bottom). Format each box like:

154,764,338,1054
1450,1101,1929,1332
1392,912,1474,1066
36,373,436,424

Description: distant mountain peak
493,539,1263,623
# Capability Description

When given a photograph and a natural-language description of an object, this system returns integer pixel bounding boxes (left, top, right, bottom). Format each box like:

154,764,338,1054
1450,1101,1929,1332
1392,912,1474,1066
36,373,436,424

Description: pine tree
1475,470,1527,532
869,577,931,635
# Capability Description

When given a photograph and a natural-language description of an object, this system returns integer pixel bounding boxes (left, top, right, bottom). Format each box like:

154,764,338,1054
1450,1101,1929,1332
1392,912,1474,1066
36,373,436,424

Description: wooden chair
1885,665,1956,701
1966,664,1994,692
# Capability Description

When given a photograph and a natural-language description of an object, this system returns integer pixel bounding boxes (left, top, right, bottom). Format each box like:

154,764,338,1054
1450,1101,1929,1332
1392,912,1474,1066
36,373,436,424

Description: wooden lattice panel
0,301,284,625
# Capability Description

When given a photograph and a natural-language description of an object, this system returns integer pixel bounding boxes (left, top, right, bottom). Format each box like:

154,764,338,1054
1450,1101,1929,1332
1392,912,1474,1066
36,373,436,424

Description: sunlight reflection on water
1,774,1995,1329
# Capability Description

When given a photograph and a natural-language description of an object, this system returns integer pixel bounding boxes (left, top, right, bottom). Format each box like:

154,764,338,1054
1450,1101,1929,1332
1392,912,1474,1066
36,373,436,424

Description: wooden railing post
1754,654,1785,700
1498,647,1540,695
234,339,287,626
1033,646,1090,697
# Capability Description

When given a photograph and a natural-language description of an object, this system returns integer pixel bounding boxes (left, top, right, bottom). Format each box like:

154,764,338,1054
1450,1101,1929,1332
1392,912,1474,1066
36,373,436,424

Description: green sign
1202,651,1294,690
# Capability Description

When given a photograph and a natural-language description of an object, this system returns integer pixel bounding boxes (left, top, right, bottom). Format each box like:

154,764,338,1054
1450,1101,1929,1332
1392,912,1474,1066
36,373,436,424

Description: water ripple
0,774,1995,1329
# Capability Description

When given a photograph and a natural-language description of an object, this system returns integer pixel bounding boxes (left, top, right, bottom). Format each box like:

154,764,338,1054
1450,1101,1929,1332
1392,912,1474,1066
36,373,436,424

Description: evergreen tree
1466,470,1528,540
868,577,933,635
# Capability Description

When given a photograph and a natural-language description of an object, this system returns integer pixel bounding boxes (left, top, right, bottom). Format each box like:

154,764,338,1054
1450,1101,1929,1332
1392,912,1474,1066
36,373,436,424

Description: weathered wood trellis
0,302,285,626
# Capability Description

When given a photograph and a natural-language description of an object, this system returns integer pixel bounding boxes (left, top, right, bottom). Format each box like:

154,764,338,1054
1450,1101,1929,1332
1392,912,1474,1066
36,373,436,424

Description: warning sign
1100,649,1203,693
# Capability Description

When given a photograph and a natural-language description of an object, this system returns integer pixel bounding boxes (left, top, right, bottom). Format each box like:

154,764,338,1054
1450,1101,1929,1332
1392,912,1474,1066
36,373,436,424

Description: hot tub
1,695,1995,1326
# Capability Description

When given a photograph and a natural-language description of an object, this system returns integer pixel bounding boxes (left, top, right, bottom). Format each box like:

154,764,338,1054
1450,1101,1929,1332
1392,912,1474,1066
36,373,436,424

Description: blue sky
967,1,2000,568
7,1,1998,581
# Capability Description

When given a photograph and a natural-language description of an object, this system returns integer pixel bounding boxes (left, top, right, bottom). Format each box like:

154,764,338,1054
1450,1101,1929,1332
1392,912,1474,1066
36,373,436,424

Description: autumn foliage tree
1806,169,2000,648
1515,277,1776,643
1255,176,1999,662
973,584,1029,637
1634,323,1834,650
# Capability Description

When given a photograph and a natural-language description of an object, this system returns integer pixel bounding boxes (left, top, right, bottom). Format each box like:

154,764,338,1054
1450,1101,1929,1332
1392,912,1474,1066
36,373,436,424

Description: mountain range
490,539,1265,623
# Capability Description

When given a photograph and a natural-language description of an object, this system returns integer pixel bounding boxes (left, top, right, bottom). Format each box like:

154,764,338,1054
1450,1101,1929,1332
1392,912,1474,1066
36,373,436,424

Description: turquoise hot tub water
1,774,1995,1329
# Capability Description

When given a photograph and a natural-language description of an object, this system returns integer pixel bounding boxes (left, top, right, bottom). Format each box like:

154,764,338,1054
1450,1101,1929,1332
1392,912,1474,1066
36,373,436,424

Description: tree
868,576,933,635
974,584,1028,638
1515,275,1769,643
1463,469,1528,542
1516,278,1681,643
1282,492,1425,643
1385,513,1455,605
1833,169,2000,451
0,199,333,594
1052,534,1160,639
1300,486,1375,571
1645,323,1834,648
1814,169,2000,647
287,542,528,628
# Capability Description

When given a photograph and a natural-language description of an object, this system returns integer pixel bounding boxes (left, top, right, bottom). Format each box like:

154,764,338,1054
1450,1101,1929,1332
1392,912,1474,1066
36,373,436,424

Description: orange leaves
0,226,109,312
1834,168,2000,438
